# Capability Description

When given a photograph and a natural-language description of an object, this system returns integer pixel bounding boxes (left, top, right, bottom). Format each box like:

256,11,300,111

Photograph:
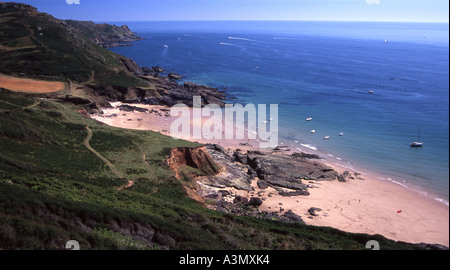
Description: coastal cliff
65,20,143,48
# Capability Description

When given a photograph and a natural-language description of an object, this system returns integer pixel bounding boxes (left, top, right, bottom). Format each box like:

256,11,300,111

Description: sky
11,0,450,22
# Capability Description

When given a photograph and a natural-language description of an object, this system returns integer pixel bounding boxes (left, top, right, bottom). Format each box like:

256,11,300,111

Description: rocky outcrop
168,145,341,207
166,145,345,225
291,152,321,159
247,197,263,207
167,146,221,180
119,57,144,76
117,104,148,113
168,73,183,81
214,199,305,224
110,65,230,108
281,210,305,223
202,144,252,191
308,207,322,216
167,145,252,204
245,151,338,196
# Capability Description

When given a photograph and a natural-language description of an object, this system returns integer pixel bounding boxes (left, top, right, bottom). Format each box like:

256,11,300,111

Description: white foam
219,42,234,46
390,180,409,189
300,144,318,151
435,198,450,206
228,37,252,41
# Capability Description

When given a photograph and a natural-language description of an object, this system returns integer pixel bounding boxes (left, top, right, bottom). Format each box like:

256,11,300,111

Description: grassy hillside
0,89,422,250
0,3,146,87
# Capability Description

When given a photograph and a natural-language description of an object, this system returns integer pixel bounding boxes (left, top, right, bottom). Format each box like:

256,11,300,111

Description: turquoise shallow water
108,21,449,204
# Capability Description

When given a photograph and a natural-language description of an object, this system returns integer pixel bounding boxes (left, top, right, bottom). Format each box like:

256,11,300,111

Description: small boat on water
311,130,316,133
163,44,169,48
306,118,313,121
410,129,424,148
368,90,374,94
410,142,423,147
339,132,344,136
324,136,330,140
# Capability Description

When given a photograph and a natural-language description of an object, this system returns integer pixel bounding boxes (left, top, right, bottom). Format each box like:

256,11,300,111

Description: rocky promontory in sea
106,62,230,108
65,20,144,48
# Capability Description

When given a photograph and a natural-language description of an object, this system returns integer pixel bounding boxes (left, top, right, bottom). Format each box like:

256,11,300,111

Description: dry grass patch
0,73,65,93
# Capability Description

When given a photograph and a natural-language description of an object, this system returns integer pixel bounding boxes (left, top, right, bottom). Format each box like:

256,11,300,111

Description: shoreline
281,137,450,208
90,101,449,247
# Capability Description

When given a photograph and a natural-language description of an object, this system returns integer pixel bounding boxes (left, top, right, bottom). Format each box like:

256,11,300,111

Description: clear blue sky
12,0,449,22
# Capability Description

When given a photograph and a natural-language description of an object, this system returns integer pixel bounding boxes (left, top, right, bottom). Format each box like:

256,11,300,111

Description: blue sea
107,21,449,204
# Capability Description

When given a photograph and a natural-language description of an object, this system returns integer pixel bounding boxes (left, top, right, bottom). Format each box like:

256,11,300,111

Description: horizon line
94,19,450,24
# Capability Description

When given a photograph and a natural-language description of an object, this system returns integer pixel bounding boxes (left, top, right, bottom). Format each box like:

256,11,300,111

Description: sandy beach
91,102,449,247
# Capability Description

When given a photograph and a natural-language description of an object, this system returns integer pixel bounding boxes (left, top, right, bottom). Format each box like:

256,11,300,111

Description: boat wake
228,36,252,41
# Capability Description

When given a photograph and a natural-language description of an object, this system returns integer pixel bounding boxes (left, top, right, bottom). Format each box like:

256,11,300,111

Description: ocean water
107,21,449,204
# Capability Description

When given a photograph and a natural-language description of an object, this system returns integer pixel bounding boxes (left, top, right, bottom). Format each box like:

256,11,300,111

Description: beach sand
91,102,449,247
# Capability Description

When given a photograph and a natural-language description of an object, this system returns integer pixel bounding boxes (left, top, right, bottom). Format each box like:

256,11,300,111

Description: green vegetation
0,4,147,87
0,89,422,250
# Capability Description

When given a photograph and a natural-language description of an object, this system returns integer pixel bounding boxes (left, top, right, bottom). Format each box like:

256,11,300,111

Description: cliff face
65,20,143,47
167,146,221,180
0,3,142,47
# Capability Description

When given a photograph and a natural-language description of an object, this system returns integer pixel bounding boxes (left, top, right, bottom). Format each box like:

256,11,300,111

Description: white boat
311,130,316,133
339,132,344,136
306,118,313,121
324,136,330,140
368,90,374,94
163,44,169,48
410,129,424,148
410,142,423,147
